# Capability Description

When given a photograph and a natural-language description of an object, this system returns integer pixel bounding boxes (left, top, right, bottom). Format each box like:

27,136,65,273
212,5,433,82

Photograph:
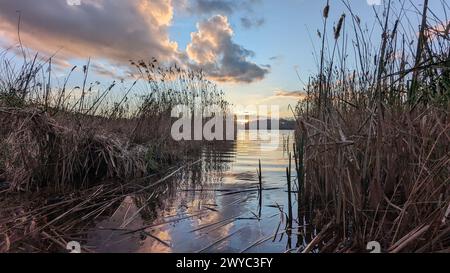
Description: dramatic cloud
186,15,269,83
240,17,265,29
0,0,268,83
0,0,180,65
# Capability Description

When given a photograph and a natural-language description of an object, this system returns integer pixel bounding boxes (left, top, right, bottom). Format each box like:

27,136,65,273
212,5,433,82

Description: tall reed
294,0,449,252
0,53,228,192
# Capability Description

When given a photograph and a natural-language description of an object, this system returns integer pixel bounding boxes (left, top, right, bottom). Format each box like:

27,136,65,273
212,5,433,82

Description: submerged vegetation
293,0,449,252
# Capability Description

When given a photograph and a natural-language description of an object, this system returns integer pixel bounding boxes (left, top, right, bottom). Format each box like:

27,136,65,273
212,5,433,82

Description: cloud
255,89,306,106
91,63,125,80
366,0,382,6
240,17,265,29
0,0,267,83
187,0,261,15
269,55,282,61
274,90,306,99
186,15,269,83
189,0,234,14
0,0,180,67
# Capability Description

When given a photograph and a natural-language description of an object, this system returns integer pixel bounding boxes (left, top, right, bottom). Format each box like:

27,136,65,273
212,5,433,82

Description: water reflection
88,130,306,253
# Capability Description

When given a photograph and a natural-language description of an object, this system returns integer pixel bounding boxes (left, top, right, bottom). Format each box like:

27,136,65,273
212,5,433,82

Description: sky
0,0,446,117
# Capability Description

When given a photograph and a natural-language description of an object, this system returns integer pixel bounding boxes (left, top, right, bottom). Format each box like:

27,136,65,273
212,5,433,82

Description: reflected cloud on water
88,130,308,253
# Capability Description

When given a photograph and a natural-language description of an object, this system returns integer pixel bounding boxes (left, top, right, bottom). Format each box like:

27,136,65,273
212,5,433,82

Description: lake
88,130,308,253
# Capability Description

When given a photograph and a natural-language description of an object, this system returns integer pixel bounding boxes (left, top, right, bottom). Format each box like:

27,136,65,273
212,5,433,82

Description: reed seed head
334,14,346,40
323,4,330,19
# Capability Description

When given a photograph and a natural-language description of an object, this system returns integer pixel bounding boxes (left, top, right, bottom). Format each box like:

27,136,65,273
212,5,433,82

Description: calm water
88,130,306,253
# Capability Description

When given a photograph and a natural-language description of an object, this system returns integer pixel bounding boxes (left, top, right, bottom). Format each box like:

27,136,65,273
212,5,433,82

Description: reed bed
0,107,147,191
293,0,449,252
0,52,228,251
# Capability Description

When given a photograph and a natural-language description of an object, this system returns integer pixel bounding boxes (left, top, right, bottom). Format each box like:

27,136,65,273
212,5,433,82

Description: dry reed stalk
0,53,227,251
293,0,449,252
